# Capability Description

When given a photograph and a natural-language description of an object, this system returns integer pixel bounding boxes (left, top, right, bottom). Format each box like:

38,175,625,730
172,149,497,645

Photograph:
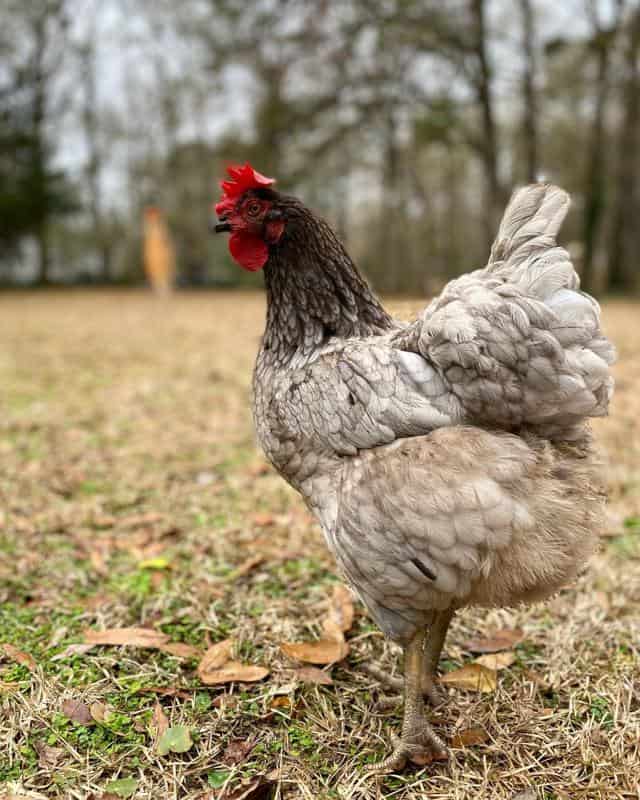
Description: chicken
143,206,175,296
214,163,615,772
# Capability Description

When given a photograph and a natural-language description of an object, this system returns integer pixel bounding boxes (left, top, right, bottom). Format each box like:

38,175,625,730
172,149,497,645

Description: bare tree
469,0,502,252
581,0,625,293
78,9,111,282
520,0,539,182
608,3,640,292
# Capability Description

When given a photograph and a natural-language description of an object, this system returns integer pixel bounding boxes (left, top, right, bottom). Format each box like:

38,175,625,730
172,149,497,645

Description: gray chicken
214,163,615,772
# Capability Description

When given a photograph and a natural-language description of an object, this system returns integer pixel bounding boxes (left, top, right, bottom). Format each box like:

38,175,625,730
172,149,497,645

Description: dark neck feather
261,199,393,364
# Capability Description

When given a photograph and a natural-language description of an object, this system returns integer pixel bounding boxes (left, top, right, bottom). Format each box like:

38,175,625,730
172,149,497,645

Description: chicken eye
247,201,262,217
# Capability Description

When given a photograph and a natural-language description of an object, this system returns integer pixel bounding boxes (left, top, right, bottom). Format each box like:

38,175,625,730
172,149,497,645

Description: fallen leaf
269,695,293,711
280,638,349,665
103,778,139,798
251,512,275,527
156,725,193,756
151,701,169,743
439,664,497,693
474,651,516,670
463,628,525,653
1,643,37,672
228,554,265,580
47,626,68,649
450,727,489,748
159,642,201,659
197,638,235,680
84,627,169,648
62,698,94,725
222,737,255,765
292,666,333,685
35,741,64,768
199,661,269,685
323,584,354,636
90,701,110,724
51,642,95,661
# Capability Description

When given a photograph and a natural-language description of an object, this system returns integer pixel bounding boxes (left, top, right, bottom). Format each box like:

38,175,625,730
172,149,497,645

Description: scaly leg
363,608,454,706
422,608,454,706
367,629,448,773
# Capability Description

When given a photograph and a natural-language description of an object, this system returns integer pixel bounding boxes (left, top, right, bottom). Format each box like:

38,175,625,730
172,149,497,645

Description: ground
0,290,638,800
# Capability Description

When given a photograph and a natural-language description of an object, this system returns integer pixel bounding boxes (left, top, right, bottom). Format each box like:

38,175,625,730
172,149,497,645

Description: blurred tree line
0,0,638,295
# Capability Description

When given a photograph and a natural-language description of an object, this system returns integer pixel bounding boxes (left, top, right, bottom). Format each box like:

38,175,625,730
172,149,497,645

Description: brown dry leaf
322,584,354,636
463,628,525,653
474,651,516,670
51,643,95,661
151,701,169,744
269,695,293,712
35,742,64,769
228,554,265,580
197,638,235,681
222,737,256,765
293,666,333,685
159,642,201,659
251,512,275,527
90,701,109,724
450,727,489,748
83,627,169,648
439,663,497,693
1,643,37,672
62,698,94,725
280,638,349,665
199,661,269,685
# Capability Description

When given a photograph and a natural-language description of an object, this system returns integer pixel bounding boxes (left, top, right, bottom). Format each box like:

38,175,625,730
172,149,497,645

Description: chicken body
245,183,615,771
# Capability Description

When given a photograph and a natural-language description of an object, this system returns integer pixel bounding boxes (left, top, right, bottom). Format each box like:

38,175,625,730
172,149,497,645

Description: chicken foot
367,629,448,774
364,608,454,707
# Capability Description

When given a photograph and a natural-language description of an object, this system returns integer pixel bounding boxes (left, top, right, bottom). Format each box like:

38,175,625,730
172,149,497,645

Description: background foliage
1,0,639,294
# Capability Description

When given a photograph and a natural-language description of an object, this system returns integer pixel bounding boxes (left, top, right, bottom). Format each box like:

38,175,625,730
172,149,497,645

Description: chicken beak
213,220,231,234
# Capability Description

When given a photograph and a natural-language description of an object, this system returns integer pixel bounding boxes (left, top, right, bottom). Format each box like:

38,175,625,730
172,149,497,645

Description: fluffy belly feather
318,426,604,643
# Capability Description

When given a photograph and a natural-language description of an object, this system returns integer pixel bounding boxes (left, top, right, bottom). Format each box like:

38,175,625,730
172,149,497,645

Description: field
1,290,638,800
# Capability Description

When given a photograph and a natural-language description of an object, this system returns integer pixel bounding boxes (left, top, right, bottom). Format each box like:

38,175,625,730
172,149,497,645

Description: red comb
215,163,275,215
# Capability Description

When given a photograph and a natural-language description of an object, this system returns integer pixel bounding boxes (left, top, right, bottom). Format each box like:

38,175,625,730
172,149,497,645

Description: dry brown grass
0,290,638,800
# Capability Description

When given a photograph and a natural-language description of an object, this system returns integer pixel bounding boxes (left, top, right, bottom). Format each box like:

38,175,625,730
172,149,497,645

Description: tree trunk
607,6,640,292
379,105,403,293
80,23,111,283
519,0,538,183
32,10,49,285
470,0,501,252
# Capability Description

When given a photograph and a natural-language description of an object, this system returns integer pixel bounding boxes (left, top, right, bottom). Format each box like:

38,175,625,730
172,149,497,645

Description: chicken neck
260,202,394,365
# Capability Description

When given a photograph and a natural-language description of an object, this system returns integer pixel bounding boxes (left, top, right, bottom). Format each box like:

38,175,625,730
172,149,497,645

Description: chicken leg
368,629,448,773
422,607,454,706
364,608,454,706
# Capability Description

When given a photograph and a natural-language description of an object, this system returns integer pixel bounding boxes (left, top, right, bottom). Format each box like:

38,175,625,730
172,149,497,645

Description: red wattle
229,232,269,271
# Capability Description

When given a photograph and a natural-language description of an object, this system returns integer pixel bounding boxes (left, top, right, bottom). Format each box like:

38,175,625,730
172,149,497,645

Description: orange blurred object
143,207,175,295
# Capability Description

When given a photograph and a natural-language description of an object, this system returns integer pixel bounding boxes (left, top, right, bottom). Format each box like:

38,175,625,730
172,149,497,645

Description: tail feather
488,184,571,272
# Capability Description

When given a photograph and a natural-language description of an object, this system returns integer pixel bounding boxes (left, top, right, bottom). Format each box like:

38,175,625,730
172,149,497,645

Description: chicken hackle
213,163,615,772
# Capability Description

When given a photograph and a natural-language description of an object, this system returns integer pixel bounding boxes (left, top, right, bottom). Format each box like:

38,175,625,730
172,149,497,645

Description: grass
0,289,639,800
